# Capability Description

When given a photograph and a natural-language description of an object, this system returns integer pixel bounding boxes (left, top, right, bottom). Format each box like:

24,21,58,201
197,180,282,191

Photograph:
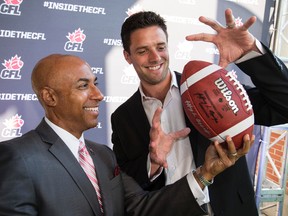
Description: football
180,60,254,149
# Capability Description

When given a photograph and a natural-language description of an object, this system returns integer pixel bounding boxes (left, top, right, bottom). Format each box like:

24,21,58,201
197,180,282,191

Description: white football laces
225,71,253,112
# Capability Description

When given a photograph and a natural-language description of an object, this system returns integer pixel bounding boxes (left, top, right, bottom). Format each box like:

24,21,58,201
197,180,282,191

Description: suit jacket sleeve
237,44,288,126
121,172,205,216
0,141,37,215
94,141,205,215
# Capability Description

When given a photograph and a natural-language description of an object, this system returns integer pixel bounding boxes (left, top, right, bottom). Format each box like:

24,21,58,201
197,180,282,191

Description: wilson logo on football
0,0,22,16
64,28,86,52
1,55,24,79
214,77,239,114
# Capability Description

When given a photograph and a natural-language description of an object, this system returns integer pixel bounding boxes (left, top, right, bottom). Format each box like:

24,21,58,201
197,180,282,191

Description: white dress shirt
45,117,85,162
140,71,210,206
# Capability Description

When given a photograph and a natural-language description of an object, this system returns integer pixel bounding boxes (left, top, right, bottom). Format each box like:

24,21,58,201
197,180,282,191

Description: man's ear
123,50,132,64
41,87,57,107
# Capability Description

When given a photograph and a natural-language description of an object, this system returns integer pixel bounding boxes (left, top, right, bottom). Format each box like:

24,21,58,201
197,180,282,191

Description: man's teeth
149,65,160,70
84,107,98,111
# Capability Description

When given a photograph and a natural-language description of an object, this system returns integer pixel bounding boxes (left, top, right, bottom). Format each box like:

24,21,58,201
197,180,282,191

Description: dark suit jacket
111,45,288,216
0,119,205,216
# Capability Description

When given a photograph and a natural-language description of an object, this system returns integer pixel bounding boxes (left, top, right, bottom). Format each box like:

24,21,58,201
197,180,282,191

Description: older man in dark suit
0,54,246,216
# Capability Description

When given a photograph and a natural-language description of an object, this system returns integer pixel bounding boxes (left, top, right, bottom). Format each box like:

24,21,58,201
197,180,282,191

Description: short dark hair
121,11,168,53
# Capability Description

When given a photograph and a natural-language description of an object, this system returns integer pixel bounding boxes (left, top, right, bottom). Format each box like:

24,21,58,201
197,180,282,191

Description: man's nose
149,50,161,62
91,85,104,101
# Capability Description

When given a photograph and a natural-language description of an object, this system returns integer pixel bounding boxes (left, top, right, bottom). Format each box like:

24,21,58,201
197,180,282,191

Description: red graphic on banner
67,28,86,43
4,0,23,5
2,55,24,70
3,114,24,128
125,5,143,19
235,17,243,27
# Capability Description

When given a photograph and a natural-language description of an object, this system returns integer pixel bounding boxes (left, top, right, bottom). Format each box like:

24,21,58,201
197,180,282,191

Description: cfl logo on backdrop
121,65,139,84
234,17,243,27
0,0,22,16
2,114,24,138
125,5,143,20
64,28,86,52
1,55,24,79
175,41,193,60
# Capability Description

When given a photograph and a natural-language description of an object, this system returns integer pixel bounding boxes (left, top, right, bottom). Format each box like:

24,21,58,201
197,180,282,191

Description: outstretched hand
149,107,190,169
201,134,255,181
186,8,257,68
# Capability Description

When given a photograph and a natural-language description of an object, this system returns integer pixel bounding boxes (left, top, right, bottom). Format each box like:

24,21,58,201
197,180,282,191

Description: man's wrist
193,166,214,188
150,163,162,177
235,39,265,64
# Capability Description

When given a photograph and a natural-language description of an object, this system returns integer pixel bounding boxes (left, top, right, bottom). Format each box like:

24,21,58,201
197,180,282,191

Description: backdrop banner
0,0,273,152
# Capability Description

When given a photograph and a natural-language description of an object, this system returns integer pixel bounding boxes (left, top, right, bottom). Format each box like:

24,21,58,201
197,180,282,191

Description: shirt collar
44,117,85,145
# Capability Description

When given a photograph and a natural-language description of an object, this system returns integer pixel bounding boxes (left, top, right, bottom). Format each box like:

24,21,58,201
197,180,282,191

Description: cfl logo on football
214,77,239,114
0,2,21,16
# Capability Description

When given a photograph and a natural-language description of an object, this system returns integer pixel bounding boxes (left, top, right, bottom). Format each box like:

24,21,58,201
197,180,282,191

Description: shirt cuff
147,153,163,181
235,39,266,64
186,172,210,206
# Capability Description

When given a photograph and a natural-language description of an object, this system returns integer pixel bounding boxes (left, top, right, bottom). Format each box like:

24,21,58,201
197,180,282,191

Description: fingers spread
225,8,235,27
150,107,163,141
186,33,215,43
151,107,162,126
241,16,257,31
170,127,191,141
199,16,223,32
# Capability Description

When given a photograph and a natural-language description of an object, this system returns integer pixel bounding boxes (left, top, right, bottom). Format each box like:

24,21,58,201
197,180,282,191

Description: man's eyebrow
135,45,148,50
77,78,89,82
136,42,166,50
77,76,97,83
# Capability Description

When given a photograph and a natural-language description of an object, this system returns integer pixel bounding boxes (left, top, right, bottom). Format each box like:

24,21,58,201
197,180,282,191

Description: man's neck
141,72,172,103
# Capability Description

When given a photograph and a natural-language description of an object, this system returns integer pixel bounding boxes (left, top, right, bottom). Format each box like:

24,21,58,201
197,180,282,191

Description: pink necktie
78,141,104,214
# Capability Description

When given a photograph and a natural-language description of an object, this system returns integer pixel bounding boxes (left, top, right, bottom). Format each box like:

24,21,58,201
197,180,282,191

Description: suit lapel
36,120,102,216
128,90,151,146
